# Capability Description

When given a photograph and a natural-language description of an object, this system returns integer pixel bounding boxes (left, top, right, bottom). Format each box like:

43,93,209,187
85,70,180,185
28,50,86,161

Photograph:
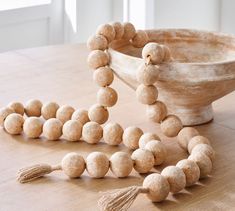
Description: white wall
0,0,235,53
153,0,221,31
64,0,113,43
0,0,64,53
221,0,235,34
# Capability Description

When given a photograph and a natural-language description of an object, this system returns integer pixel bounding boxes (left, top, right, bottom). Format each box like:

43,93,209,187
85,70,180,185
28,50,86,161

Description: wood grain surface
0,44,234,211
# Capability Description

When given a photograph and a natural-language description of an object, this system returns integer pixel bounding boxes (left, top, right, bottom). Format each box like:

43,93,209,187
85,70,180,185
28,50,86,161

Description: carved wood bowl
108,29,235,126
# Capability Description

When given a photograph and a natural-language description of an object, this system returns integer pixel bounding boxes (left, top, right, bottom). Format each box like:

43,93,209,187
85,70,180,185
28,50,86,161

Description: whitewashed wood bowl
108,29,235,126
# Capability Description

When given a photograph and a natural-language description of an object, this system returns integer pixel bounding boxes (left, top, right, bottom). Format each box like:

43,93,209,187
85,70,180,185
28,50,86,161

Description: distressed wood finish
0,44,234,210
109,29,235,125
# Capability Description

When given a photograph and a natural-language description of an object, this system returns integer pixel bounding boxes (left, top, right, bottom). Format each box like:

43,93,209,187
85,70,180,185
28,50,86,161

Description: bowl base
166,104,213,126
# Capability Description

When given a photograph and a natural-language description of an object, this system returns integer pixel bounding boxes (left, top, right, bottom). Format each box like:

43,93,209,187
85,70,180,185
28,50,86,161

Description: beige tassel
17,163,61,183
98,186,148,211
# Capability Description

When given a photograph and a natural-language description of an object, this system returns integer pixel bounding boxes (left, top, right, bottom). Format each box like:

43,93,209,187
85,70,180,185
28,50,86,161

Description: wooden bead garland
187,135,210,154
97,86,118,107
41,102,59,120
82,121,103,144
56,105,75,124
123,126,143,150
23,117,43,138
144,140,167,165
96,23,115,43
136,63,159,86
146,101,167,123
131,148,155,173
61,152,85,178
71,109,89,125
87,34,108,51
177,127,200,150
43,118,63,141
62,120,82,141
0,107,14,125
176,159,200,187
110,152,133,177
87,50,109,69
161,166,186,193
131,30,148,48
88,104,109,124
111,22,124,40
25,99,42,117
160,115,183,137
122,22,136,40
86,152,109,178
93,66,114,87
143,173,170,202
4,113,24,135
0,22,217,211
138,132,161,149
103,122,123,145
8,102,24,115
136,84,158,105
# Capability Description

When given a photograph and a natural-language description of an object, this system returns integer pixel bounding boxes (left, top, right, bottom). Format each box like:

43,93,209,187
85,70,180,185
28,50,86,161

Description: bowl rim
110,28,235,66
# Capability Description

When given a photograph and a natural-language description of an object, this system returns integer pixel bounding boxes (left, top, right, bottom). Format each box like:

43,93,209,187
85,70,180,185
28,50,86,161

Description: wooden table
0,44,234,211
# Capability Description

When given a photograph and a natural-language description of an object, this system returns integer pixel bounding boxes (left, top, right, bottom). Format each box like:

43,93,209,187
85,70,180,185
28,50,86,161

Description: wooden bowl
108,29,235,126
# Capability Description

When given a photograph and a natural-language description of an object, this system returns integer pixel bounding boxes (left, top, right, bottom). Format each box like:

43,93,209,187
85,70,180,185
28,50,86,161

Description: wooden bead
23,117,43,138
188,135,210,154
177,127,199,150
103,122,123,145
142,42,164,64
160,115,183,137
123,126,143,150
111,22,124,40
87,34,108,51
146,101,167,123
41,102,59,120
61,152,85,178
71,109,89,125
131,30,148,48
188,152,212,178
139,132,161,149
143,173,170,202
25,99,42,117
56,105,75,124
145,140,167,165
131,149,154,173
136,84,158,105
122,22,136,40
110,152,133,178
43,118,63,141
93,66,114,87
86,152,109,178
82,121,103,144
87,50,109,69
88,104,109,124
191,144,215,161
96,24,115,43
62,120,82,141
4,113,24,135
97,87,118,107
136,63,159,85
161,45,172,62
8,102,24,115
161,166,186,193
0,107,14,126
176,159,200,187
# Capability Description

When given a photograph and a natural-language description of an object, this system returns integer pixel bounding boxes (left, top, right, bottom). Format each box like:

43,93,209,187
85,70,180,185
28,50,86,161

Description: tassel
17,163,61,183
98,186,148,211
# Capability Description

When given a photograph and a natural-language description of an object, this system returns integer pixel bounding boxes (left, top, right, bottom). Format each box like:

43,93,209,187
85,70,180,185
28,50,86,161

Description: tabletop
0,44,234,211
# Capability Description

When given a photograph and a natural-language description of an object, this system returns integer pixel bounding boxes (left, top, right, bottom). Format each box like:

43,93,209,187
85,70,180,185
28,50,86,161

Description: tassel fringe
98,186,148,211
17,163,61,183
